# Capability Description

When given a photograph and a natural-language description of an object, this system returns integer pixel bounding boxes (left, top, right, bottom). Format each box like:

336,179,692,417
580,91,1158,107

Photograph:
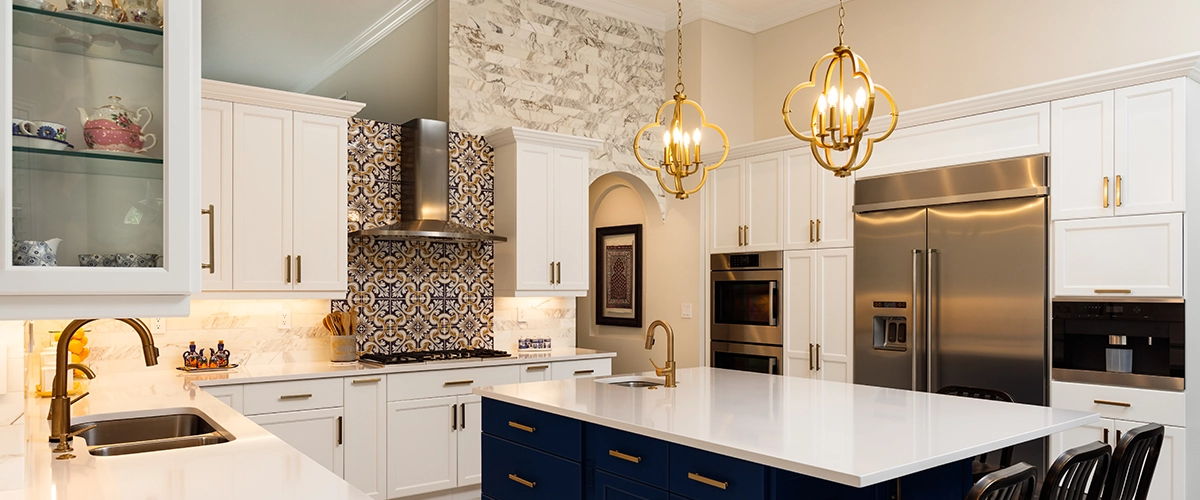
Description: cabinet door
1051,91,1115,221
514,143,555,292
1113,421,1185,500
552,147,589,293
783,150,816,250
783,251,815,378
743,153,784,251
248,407,344,477
551,358,612,380
457,395,483,487
344,376,387,500
387,396,458,497
708,159,744,253
1114,79,1187,216
519,363,552,383
1050,417,1115,464
200,99,235,291
814,164,854,249
201,384,243,414
1053,214,1183,298
594,470,669,500
814,248,853,382
232,104,293,291
291,112,348,292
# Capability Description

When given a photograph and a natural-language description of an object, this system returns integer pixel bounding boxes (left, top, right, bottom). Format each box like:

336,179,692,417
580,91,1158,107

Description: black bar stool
1102,423,1164,500
937,385,1018,480
965,462,1038,500
1039,441,1111,500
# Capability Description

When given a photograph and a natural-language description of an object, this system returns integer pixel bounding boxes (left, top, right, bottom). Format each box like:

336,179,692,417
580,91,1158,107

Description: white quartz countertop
18,348,613,499
475,367,1099,488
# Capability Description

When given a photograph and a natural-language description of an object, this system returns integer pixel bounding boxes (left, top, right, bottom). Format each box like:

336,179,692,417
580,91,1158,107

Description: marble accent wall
448,0,667,200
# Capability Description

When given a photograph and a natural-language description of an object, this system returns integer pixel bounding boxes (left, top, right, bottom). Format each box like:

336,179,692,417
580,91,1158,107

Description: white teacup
29,121,67,143
12,119,34,136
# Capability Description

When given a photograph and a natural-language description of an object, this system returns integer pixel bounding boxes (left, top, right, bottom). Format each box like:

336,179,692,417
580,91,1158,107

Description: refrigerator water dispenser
872,316,907,351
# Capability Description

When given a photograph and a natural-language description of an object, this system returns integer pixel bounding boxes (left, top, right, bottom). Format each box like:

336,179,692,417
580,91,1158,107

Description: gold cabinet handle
1115,175,1122,207
1094,289,1132,294
508,421,535,433
815,343,822,371
744,225,749,245
451,403,458,431
201,204,215,274
443,380,475,387
1094,399,1132,408
285,255,291,283
608,449,642,463
573,369,594,376
556,262,561,284
687,472,728,490
808,344,814,371
508,474,536,488
737,226,743,246
809,220,815,243
351,377,381,385
526,365,549,371
816,219,822,242
1103,176,1110,208
296,255,302,284
279,394,312,401
550,262,555,285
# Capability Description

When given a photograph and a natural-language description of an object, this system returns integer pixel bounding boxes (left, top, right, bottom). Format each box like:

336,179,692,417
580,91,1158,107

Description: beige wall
753,0,1200,141
666,21,756,146
577,174,704,375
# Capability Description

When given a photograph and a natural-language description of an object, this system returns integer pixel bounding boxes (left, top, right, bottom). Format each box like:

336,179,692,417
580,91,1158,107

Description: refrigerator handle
927,248,937,392
768,281,778,326
912,249,922,392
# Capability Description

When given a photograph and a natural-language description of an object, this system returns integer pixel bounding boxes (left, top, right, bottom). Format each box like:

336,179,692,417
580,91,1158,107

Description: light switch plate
150,318,166,334
681,303,693,319
277,310,291,329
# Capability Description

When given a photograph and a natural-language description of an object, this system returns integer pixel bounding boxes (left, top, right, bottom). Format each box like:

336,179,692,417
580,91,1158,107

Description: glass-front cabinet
2,1,199,318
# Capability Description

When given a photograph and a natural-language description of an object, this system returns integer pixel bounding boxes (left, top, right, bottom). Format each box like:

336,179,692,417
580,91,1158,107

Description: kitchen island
474,367,1098,499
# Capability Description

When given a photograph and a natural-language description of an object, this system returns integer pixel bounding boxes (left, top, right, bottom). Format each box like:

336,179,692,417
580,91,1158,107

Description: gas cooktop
359,348,513,365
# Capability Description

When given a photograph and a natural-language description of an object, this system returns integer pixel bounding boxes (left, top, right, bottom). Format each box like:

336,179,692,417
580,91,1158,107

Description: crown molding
290,0,436,93
557,0,839,34
202,79,366,118
751,0,840,33
484,127,604,151
552,0,667,31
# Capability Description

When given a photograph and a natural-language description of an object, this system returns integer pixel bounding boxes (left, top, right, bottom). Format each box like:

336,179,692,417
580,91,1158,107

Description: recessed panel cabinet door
515,144,554,291
1113,421,1185,500
815,248,853,383
1053,213,1183,298
1114,79,1187,217
387,396,458,497
232,104,293,291
344,376,387,500
814,165,854,249
744,153,783,250
200,99,234,290
553,148,589,292
783,251,815,378
783,150,816,250
709,159,743,253
292,112,348,292
1050,91,1114,221
248,407,344,477
457,395,484,486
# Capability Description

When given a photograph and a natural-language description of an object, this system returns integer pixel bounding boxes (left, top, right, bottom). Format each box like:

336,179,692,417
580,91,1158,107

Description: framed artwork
595,224,643,327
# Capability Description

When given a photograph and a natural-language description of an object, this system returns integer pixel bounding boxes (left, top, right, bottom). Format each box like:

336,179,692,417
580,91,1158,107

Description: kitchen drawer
1051,380,1185,427
552,358,611,380
388,365,520,402
669,444,766,500
519,362,553,383
482,398,581,461
587,423,669,489
481,434,581,500
594,469,669,500
242,377,343,416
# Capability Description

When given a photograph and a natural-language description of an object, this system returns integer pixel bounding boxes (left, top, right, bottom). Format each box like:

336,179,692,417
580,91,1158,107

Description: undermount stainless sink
596,375,665,388
69,409,234,456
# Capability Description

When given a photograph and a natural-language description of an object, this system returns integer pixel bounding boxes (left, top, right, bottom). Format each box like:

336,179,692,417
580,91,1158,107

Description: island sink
595,375,664,388
69,409,234,457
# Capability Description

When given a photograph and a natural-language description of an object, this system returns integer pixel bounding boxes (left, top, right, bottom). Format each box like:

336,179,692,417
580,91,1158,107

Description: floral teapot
77,96,157,154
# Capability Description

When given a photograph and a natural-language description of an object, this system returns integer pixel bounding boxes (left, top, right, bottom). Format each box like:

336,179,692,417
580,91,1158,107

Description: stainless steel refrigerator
853,156,1050,468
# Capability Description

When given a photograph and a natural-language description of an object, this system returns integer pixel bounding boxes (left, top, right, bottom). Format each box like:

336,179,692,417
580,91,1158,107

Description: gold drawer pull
574,369,595,376
609,449,642,463
279,394,312,401
351,377,381,385
443,380,475,387
508,421,535,433
688,472,728,490
1094,399,1132,408
508,473,536,488
526,365,550,371
1094,289,1132,294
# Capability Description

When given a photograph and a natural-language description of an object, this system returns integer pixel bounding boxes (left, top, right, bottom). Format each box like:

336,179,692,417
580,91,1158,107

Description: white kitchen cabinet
249,407,345,478
1051,419,1185,500
488,128,602,297
707,154,785,253
1053,213,1183,298
201,384,243,414
387,396,459,497
783,248,853,381
551,358,612,380
784,150,853,250
456,395,483,486
1051,91,1115,221
344,375,387,500
519,363,552,383
200,80,362,298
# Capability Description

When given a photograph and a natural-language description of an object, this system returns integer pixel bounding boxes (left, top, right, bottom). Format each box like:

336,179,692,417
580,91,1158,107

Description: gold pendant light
633,0,729,200
782,0,898,178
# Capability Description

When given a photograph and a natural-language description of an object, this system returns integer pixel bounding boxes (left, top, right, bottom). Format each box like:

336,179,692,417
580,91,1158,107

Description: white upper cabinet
707,154,784,253
200,80,362,298
1053,213,1183,298
783,248,853,382
784,150,853,250
488,127,602,297
1051,78,1191,220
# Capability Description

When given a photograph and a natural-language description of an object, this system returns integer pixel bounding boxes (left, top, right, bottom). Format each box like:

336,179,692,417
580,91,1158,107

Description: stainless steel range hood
349,118,507,242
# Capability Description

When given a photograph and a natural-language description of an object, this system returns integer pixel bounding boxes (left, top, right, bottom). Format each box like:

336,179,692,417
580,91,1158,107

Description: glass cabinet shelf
12,5,163,68
13,146,163,179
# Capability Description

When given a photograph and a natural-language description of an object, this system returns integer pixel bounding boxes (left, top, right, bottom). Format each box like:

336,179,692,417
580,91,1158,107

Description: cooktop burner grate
359,348,512,365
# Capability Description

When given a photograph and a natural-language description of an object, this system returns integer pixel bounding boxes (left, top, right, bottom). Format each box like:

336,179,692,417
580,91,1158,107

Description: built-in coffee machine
1052,301,1184,391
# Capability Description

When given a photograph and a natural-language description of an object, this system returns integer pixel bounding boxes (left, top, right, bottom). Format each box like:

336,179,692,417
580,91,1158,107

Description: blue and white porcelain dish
13,238,61,267
13,134,74,151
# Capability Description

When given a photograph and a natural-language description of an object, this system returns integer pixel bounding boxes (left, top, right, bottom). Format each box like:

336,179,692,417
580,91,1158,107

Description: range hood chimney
350,118,507,242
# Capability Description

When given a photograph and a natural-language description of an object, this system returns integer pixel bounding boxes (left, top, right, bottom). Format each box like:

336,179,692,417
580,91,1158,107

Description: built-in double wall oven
711,251,783,375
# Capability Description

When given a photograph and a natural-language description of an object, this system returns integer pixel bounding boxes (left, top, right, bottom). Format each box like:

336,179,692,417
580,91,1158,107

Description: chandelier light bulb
818,94,828,113
682,131,690,147
663,131,671,144
856,88,867,108
693,128,701,145
828,86,839,106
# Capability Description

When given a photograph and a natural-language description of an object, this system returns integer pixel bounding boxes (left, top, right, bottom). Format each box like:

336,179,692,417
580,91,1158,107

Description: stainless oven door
711,269,782,345
711,341,782,375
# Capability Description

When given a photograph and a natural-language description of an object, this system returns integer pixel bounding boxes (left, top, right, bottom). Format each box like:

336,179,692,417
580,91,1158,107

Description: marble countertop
475,367,1098,488
17,348,613,499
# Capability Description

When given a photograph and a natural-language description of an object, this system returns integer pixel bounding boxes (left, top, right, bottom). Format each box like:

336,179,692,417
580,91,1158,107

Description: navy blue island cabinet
480,399,973,500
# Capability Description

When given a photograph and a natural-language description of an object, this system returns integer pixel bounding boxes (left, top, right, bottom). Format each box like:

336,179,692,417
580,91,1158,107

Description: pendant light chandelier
782,0,898,178
633,0,729,200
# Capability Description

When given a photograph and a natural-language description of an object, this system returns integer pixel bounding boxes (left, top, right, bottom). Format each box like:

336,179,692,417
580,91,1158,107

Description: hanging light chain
837,0,845,46
675,0,685,94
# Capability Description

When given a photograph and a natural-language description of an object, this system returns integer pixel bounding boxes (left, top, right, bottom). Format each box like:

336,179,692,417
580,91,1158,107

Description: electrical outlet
681,303,693,319
150,318,166,334
517,307,526,322
277,310,292,329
